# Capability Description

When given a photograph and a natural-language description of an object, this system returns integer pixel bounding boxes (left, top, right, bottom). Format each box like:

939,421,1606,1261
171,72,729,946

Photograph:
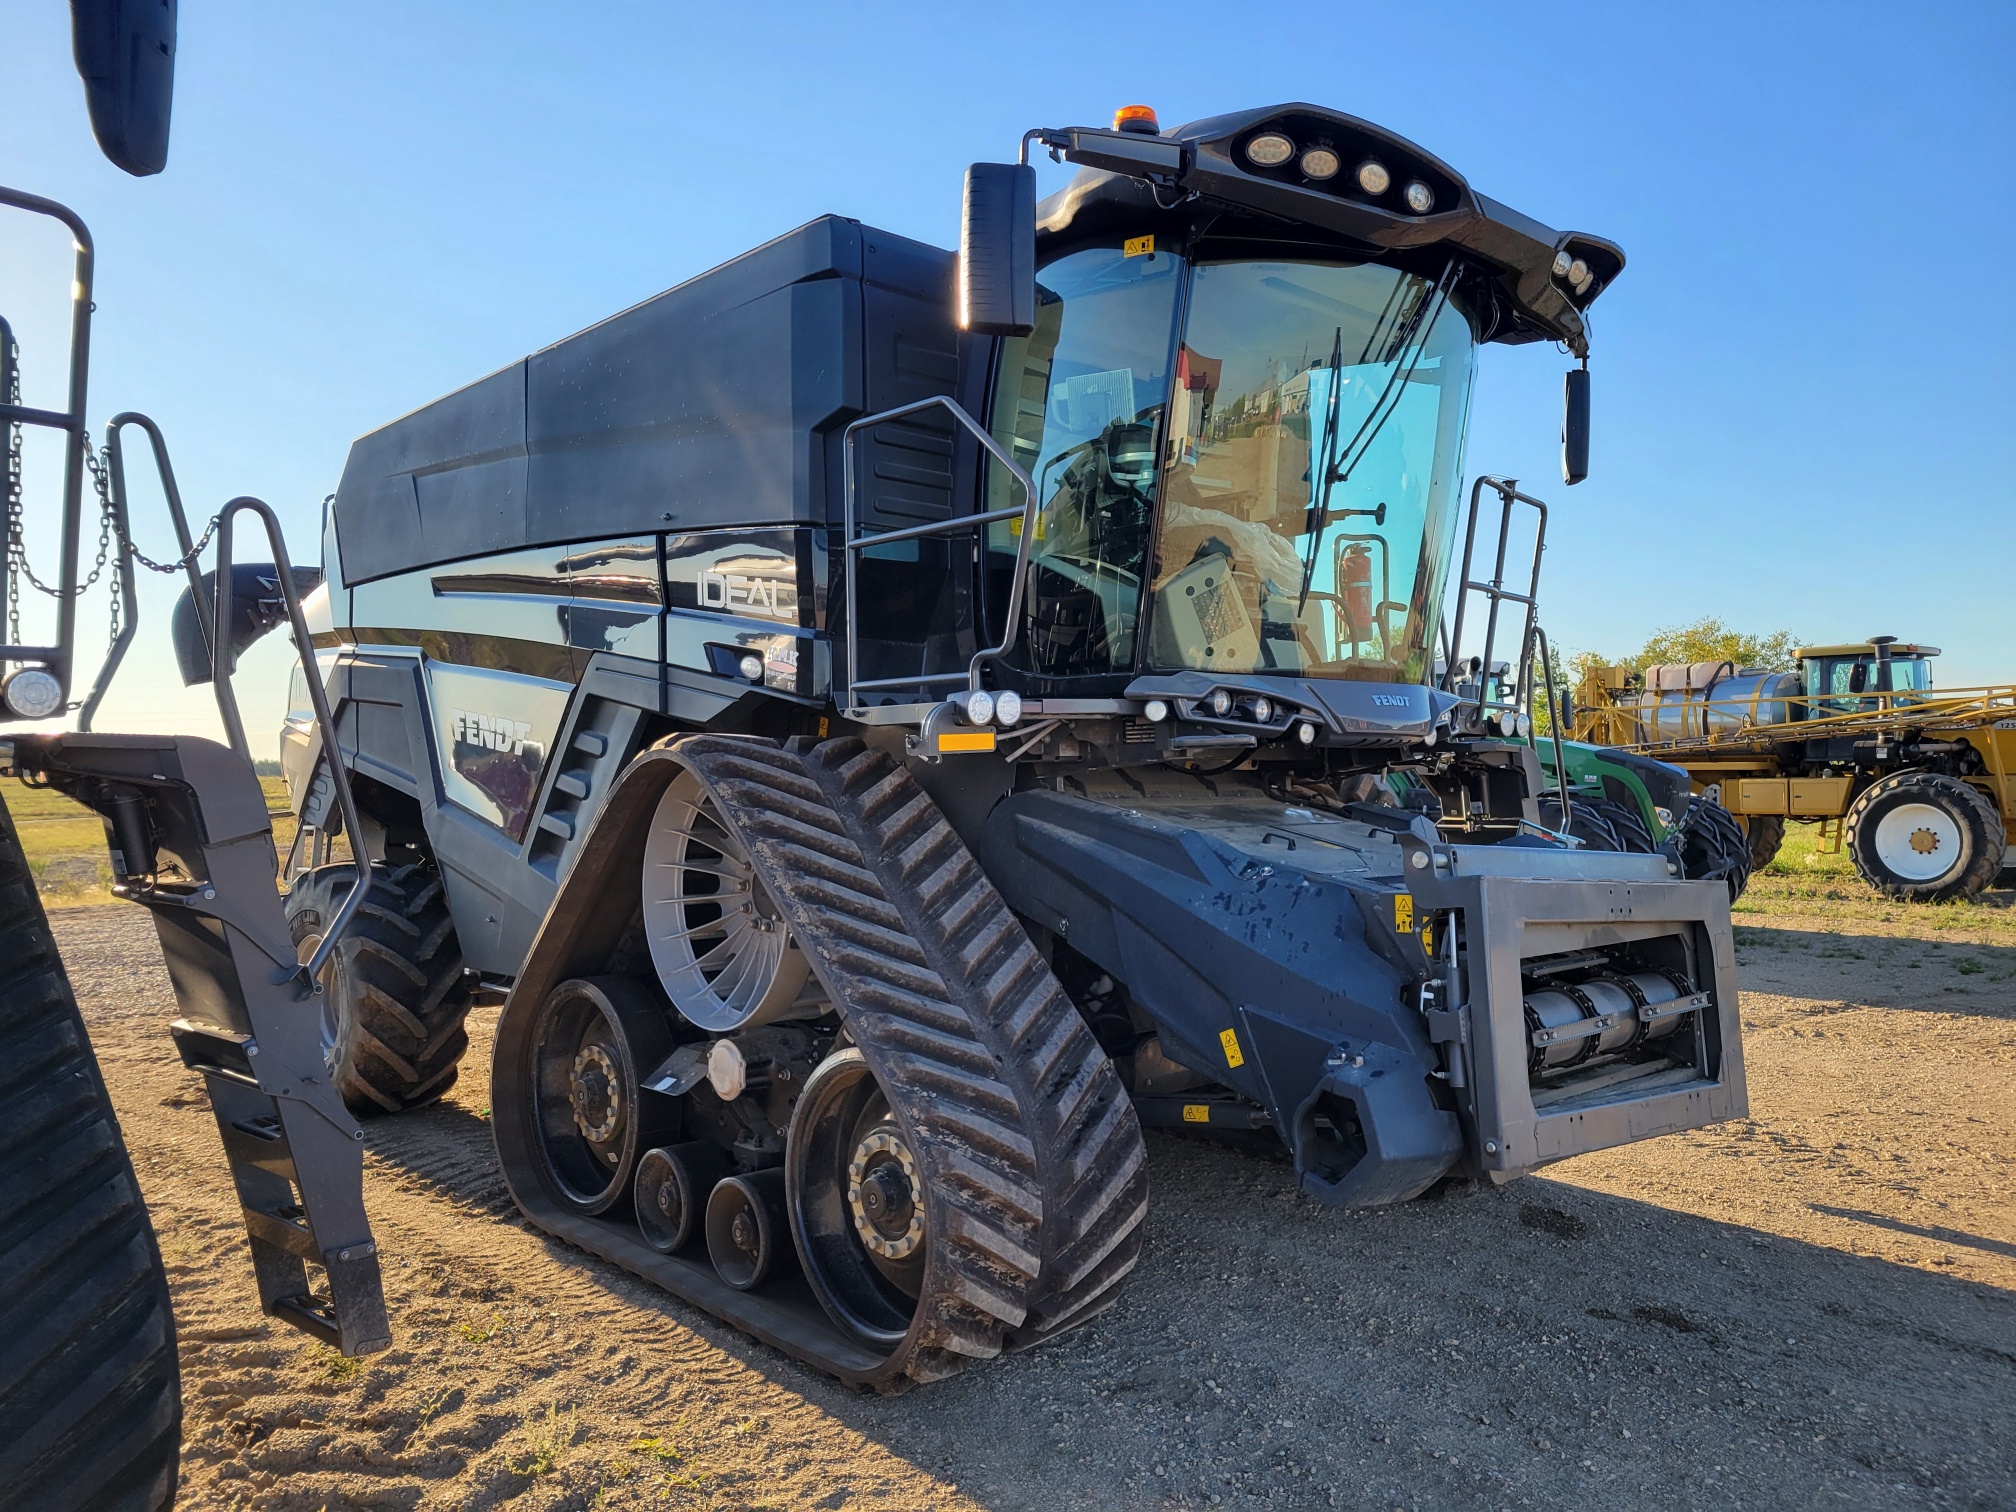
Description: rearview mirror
171,563,324,685
70,0,178,177
959,163,1036,337
1561,366,1590,485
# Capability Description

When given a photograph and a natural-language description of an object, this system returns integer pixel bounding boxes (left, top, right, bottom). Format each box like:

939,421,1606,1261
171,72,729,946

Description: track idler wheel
529,977,679,1215
634,1141,732,1253
787,1047,935,1347
706,1169,792,1290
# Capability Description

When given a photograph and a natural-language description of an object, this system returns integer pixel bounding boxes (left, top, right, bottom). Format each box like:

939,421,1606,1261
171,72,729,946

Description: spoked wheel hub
643,770,814,1031
788,1048,930,1348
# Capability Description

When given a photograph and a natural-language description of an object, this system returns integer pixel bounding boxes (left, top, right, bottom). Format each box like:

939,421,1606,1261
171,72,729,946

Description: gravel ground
53,904,2016,1511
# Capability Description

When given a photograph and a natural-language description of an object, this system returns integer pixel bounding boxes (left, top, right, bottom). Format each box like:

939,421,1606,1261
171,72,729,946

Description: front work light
994,690,1023,727
965,690,996,726
1403,180,1434,214
1143,698,1170,723
1207,689,1234,717
1355,159,1391,195
1245,133,1295,167
1299,147,1340,180
1296,720,1318,746
1248,696,1274,724
737,653,765,681
1,667,62,719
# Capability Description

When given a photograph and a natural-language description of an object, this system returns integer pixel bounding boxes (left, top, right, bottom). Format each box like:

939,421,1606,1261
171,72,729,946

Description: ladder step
243,1203,320,1260
538,811,574,839
169,1016,258,1081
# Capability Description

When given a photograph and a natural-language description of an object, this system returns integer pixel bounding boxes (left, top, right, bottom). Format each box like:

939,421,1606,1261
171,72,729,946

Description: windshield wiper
1295,260,1457,615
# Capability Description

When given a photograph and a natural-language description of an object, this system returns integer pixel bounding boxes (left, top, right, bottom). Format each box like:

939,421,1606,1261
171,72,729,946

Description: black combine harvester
1,12,1749,1501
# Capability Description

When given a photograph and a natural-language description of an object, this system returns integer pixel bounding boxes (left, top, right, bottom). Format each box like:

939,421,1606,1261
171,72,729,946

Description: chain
5,331,222,664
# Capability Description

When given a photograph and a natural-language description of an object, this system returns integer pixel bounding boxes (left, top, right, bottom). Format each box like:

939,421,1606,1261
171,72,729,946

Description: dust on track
55,905,2016,1511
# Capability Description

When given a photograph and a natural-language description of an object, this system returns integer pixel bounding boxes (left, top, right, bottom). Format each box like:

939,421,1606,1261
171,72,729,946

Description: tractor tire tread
0,788,180,1511
285,863,472,1117
1844,770,2004,902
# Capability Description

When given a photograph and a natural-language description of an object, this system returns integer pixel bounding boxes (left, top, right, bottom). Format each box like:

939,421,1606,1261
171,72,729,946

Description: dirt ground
54,885,2016,1512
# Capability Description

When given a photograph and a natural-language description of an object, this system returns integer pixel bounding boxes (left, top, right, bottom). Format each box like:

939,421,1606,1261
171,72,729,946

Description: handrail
0,186,96,701
1442,476,1549,715
211,495,372,989
840,396,1036,712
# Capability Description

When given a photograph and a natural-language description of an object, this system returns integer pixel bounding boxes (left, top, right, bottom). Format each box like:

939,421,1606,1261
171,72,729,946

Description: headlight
995,690,1023,727
1207,689,1233,717
1497,709,1520,737
2,667,63,719
736,653,765,682
1299,147,1341,180
1245,133,1295,167
1402,180,1434,214
1296,720,1318,746
1249,696,1274,724
1143,698,1170,723
1515,712,1532,738
1553,250,1574,278
965,690,995,726
1568,257,1588,287
1355,159,1391,195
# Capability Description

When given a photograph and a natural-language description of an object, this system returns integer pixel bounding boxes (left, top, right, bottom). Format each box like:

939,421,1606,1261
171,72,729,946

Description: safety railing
1441,475,1549,719
839,396,1037,716
0,187,95,698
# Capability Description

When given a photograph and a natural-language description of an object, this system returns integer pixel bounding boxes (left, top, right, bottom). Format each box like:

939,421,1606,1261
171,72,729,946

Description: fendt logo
451,709,533,754
1369,694,1410,707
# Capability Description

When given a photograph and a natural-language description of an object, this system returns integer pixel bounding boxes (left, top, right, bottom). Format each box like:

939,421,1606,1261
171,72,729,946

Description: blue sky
3,2,2011,745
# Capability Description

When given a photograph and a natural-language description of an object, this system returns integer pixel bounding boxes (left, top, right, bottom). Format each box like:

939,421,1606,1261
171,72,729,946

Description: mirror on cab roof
959,162,1036,337
1561,365,1591,485
70,0,178,176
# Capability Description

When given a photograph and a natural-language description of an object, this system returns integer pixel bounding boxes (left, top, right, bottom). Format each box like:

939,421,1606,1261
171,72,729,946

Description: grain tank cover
329,217,958,585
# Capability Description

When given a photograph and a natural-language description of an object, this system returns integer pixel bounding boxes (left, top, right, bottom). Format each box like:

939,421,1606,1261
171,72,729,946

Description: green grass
3,773,296,905
1736,818,2015,940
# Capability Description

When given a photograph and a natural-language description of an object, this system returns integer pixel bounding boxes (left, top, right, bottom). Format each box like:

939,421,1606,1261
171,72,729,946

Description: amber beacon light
1113,104,1160,134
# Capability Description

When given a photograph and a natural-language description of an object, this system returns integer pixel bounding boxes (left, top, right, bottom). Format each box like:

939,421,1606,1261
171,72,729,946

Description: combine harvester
2,13,1751,1501
1571,640,2015,900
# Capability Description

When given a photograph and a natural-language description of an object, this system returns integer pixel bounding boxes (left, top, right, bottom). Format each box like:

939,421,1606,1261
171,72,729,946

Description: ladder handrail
211,496,372,989
840,395,1037,712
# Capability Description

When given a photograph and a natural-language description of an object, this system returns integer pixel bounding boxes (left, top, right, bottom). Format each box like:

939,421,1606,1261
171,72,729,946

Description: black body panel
330,218,963,587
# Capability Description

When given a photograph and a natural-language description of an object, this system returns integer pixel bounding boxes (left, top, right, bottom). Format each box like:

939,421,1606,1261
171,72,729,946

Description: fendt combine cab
275,104,1747,1388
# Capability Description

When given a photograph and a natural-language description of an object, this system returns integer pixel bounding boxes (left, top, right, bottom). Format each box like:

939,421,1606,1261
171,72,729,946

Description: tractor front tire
1844,772,2004,903
286,863,473,1116
0,790,180,1511
1676,797,1753,900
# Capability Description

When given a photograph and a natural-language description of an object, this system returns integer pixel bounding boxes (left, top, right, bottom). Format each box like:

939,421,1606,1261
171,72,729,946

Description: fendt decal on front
451,709,534,754
424,661,572,838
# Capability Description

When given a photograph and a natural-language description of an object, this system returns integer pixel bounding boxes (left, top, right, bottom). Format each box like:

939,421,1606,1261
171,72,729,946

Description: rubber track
286,863,472,1116
0,788,180,1510
671,735,1148,1387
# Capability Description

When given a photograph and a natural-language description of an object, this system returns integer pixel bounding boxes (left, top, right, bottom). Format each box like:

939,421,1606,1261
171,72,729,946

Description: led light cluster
1242,132,1435,215
1552,249,1600,298
1142,690,1323,747
957,689,1023,727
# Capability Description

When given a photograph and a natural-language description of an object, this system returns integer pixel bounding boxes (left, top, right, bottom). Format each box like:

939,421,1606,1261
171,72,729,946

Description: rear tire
0,790,180,1510
1844,772,2004,902
1537,794,1649,852
1741,814,1786,872
286,863,473,1116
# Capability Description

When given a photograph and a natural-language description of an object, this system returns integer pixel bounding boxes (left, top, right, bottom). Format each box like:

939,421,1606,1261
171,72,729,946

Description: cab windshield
987,248,1478,684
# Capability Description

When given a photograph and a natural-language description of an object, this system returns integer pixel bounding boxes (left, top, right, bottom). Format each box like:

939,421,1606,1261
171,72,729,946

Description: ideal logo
452,709,533,754
700,569,796,621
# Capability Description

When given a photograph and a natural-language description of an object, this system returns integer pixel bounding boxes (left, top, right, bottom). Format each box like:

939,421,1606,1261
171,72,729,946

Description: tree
1569,616,1801,684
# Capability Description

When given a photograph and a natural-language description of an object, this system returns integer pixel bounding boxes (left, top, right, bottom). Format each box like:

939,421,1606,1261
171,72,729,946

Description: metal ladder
1,184,388,1354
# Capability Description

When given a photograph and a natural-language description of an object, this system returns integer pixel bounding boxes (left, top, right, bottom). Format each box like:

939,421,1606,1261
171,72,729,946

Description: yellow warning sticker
817,715,830,738
937,730,997,755
1394,893,1415,933
1124,234,1155,258
1182,1104,1211,1124
1219,1027,1245,1069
